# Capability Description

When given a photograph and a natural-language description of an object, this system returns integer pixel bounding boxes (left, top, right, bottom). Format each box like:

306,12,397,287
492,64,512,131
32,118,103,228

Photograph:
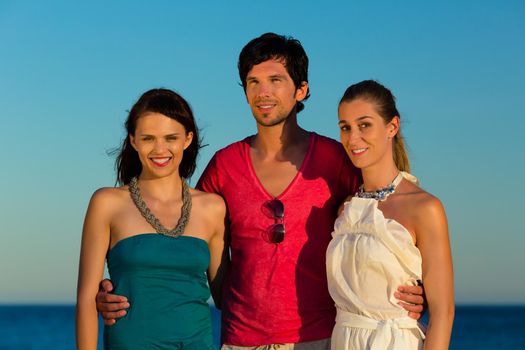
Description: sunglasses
263,198,285,244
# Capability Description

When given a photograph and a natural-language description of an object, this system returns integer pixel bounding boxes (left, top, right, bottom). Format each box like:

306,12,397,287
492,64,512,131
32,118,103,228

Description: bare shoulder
88,186,129,212
402,183,447,234
190,188,227,219
413,190,445,220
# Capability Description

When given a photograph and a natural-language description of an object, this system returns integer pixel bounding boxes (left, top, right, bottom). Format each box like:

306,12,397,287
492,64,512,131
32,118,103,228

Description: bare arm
76,190,112,350
417,197,454,349
207,197,229,309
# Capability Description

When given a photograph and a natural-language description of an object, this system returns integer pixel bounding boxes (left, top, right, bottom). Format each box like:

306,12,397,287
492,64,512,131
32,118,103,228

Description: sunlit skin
245,58,308,128
96,63,426,325
339,99,400,188
130,112,193,181
76,113,228,349
244,58,311,198
338,98,454,349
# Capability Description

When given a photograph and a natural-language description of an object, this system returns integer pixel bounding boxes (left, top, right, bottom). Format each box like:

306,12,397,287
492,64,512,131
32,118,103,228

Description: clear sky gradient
1,1,524,304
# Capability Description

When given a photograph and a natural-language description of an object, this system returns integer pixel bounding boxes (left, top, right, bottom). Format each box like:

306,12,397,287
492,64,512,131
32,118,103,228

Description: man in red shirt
97,33,424,349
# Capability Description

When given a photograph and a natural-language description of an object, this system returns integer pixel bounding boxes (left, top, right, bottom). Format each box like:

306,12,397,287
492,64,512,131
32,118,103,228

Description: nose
256,81,271,98
348,127,361,143
343,126,362,144
153,139,167,153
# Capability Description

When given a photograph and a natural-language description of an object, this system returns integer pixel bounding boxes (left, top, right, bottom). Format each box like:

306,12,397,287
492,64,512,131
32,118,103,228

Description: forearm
76,300,99,350
423,305,454,350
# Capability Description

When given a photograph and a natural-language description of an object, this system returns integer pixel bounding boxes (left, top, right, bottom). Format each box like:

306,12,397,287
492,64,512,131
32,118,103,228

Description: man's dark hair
238,32,310,112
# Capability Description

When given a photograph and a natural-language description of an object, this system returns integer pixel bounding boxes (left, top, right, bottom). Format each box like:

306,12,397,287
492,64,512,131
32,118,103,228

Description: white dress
326,173,425,350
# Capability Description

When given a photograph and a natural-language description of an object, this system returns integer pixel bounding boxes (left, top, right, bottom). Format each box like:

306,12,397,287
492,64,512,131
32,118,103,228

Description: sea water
0,305,523,349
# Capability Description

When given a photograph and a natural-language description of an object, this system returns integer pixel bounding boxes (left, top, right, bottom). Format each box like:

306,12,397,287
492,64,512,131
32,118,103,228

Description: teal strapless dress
104,234,215,349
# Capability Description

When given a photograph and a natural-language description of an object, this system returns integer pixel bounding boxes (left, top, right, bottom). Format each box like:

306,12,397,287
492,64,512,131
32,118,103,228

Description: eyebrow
246,74,287,81
137,132,182,137
338,116,373,124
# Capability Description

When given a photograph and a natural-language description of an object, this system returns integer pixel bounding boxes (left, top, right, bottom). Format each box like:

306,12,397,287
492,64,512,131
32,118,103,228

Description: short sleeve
337,151,362,199
196,153,222,195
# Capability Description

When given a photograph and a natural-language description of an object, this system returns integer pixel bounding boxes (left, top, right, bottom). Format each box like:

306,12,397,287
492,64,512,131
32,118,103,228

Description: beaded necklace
129,176,191,237
356,172,403,201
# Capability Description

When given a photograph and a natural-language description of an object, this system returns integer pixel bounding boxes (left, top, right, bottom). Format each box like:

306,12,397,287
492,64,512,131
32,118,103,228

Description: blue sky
1,1,524,304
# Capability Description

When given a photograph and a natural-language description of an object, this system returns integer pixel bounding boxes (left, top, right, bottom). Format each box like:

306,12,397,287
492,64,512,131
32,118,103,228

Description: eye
141,136,153,141
339,124,350,132
359,122,371,129
166,136,178,141
271,77,282,83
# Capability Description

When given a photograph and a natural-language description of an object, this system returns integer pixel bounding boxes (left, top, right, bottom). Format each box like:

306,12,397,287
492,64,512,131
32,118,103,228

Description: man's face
245,59,308,127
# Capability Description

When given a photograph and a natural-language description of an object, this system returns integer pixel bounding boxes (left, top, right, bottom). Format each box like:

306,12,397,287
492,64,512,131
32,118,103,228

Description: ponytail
393,131,410,172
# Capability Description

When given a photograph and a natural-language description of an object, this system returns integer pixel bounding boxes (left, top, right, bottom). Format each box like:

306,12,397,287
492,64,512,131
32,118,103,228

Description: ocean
0,305,523,349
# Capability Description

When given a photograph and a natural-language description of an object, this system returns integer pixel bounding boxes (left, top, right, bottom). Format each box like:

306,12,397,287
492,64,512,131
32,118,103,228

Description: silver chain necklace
356,172,403,201
129,176,191,237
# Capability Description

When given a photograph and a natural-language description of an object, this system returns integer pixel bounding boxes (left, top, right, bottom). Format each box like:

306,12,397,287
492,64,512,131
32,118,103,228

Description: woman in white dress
326,80,454,349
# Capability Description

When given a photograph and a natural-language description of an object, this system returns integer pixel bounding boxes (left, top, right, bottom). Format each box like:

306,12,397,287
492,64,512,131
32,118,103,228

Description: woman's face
338,98,398,170
130,112,193,179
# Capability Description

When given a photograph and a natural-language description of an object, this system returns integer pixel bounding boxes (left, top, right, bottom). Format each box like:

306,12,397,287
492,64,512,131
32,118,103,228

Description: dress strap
336,309,425,350
392,171,404,187
400,171,420,186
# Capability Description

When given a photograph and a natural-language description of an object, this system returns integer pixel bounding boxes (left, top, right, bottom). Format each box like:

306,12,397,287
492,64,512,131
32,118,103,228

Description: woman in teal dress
76,89,227,349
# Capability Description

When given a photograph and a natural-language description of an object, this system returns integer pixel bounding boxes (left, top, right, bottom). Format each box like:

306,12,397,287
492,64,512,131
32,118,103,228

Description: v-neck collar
243,132,315,200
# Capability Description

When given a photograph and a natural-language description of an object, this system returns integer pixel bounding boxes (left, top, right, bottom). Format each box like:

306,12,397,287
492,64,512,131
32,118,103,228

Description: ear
129,134,138,151
389,116,400,138
183,131,194,150
295,81,309,102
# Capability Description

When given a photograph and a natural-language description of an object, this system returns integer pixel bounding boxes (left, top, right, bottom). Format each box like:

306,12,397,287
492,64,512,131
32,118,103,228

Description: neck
136,172,183,201
253,112,309,156
361,160,400,192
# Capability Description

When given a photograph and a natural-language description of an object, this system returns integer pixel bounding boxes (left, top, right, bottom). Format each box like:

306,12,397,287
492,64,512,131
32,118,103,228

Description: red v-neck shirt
197,132,361,346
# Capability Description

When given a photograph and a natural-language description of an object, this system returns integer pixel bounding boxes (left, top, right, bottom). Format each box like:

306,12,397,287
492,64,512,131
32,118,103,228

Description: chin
146,169,177,178
255,115,287,127
348,158,369,170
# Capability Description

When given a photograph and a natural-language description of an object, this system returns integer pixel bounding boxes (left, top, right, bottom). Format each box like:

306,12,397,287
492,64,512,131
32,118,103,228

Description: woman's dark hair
115,88,201,185
340,80,410,172
238,32,310,113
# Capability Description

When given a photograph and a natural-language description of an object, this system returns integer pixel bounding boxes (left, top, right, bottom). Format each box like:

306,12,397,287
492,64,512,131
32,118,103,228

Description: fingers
398,301,424,320
101,309,128,324
407,311,422,320
95,279,129,325
95,291,129,326
398,284,423,296
394,290,424,306
97,300,130,312
104,318,116,326
398,301,424,313
96,292,128,304
395,285,426,320
99,279,114,293
98,301,129,324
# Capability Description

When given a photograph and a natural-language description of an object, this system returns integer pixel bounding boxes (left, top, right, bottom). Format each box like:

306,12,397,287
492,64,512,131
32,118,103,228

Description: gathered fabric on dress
104,234,214,350
326,173,425,350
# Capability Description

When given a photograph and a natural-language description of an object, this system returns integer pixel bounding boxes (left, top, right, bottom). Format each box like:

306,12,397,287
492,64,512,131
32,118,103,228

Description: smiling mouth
351,148,367,155
255,101,277,111
149,157,172,167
